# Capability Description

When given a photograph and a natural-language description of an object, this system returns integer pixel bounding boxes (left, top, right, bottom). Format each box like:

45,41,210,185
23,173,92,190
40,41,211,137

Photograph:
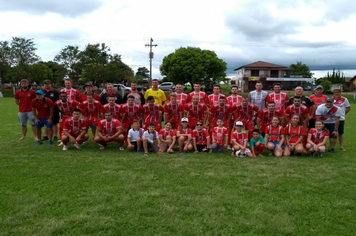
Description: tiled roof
234,61,290,71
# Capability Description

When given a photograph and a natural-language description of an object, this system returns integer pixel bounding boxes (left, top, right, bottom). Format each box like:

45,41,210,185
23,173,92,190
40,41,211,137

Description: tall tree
54,45,81,81
288,61,313,78
0,41,11,83
10,37,40,67
136,66,149,78
160,47,227,85
41,61,67,86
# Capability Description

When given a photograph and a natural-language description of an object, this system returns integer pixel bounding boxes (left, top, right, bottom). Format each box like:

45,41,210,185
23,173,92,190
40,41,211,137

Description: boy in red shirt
192,120,210,153
164,93,184,129
231,121,252,157
209,118,228,153
61,109,89,150
55,92,80,138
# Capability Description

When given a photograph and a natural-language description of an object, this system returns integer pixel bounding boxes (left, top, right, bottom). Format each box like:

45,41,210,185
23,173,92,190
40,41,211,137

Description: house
234,61,312,92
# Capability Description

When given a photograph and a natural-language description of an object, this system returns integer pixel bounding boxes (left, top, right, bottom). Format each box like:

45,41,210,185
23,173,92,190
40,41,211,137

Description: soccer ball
235,150,246,157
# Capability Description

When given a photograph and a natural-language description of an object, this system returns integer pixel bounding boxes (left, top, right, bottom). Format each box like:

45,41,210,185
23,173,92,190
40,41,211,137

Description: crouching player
284,114,307,156
192,120,210,153
143,122,161,156
159,121,177,153
61,109,89,150
306,120,329,157
264,116,285,157
209,118,229,154
94,110,124,150
231,121,252,157
250,129,265,157
177,117,193,153
127,120,144,153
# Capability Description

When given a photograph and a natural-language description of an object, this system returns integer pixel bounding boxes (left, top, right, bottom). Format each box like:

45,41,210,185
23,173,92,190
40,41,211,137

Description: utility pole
145,38,157,87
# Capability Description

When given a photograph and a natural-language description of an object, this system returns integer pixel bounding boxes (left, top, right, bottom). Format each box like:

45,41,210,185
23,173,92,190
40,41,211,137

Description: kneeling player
159,121,177,153
306,120,329,156
94,110,124,150
177,117,193,153
231,121,252,157
61,109,89,150
264,116,285,157
192,120,210,153
284,114,307,156
250,129,265,157
142,122,161,156
127,120,144,153
209,118,229,154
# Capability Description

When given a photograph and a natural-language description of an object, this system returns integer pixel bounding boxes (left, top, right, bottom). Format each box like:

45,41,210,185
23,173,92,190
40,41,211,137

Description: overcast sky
1,0,355,78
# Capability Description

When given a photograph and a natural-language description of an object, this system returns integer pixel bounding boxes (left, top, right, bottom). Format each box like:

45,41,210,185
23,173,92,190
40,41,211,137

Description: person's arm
47,108,54,125
203,111,209,127
211,132,215,143
168,136,176,150
310,105,317,118
333,118,340,137
316,136,329,147
224,134,228,148
15,99,20,106
257,119,261,130
277,135,285,150
110,127,122,140
63,130,76,142
32,108,40,124
76,129,87,140
97,129,107,141
307,133,314,145
345,107,351,115
264,134,269,147
250,142,256,157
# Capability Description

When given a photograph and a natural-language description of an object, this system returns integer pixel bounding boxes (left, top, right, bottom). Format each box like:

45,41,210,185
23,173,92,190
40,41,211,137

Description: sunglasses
196,124,203,126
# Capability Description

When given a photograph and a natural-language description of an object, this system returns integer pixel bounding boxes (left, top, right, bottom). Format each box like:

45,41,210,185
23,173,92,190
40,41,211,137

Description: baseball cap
43,79,51,84
36,90,45,95
181,117,189,122
84,83,93,87
235,121,243,126
315,85,323,90
325,97,334,103
332,87,342,92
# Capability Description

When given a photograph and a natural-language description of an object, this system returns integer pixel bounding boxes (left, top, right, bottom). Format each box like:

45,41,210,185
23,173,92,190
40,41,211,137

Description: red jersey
55,100,80,118
177,127,192,142
97,118,122,136
192,128,210,145
308,128,329,145
187,91,209,105
31,98,54,119
227,95,242,107
231,131,248,146
208,94,226,107
184,102,208,121
210,104,233,122
103,103,121,119
258,108,284,127
265,125,285,142
15,89,36,112
266,92,289,111
80,100,105,123
309,94,327,118
167,93,188,105
212,126,228,146
235,103,260,124
60,88,80,101
79,92,100,103
164,102,184,123
159,128,176,140
285,104,309,122
63,117,88,135
120,103,143,121
143,104,163,123
285,124,307,144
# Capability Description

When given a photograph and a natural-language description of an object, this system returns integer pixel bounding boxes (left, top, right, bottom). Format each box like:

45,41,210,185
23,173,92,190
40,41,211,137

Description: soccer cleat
100,145,106,150
227,145,232,150
319,153,323,157
74,143,81,150
179,149,184,154
35,141,43,146
310,152,314,157
340,147,346,151
119,146,124,151
62,145,68,151
268,152,273,156
47,141,53,146
328,148,336,153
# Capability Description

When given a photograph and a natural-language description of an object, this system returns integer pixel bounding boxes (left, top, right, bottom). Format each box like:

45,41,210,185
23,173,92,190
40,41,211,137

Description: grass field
1,98,356,235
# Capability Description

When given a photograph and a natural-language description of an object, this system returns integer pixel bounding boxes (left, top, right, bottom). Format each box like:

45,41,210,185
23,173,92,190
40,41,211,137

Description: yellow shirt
144,89,167,106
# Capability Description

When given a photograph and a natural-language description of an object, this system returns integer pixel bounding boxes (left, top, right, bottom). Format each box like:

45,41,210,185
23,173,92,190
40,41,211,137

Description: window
251,70,259,76
271,70,279,77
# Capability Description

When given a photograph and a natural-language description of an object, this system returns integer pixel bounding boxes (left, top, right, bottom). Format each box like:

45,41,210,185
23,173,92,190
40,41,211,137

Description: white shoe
74,143,81,149
81,141,86,147
268,152,273,156
62,145,68,151
100,145,106,150
119,146,124,151
258,154,264,157
227,145,231,150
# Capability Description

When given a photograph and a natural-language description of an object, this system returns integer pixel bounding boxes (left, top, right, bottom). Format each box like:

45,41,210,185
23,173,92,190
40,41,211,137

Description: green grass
1,98,356,235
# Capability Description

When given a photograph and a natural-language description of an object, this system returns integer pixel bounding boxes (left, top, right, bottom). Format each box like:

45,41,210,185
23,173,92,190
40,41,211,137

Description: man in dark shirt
288,86,314,108
123,81,145,105
43,80,60,142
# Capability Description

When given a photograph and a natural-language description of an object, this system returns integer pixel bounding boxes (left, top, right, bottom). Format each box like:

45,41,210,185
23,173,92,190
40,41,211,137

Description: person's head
104,110,113,121
148,122,156,132
267,101,275,111
231,85,238,95
314,85,324,96
106,83,114,92
180,117,189,129
108,95,116,106
20,79,30,89
132,120,140,130
273,83,282,93
295,86,303,96
152,79,159,89
219,96,226,106
86,93,94,103
241,96,249,106
127,95,135,105
271,116,280,127
85,83,93,93
255,81,263,91
315,120,325,131
213,84,221,95
170,93,177,104
325,97,334,108
217,118,224,127
73,109,82,120
193,83,201,92
36,90,45,101
252,129,261,139
291,114,302,126
64,79,72,89
192,95,199,104
175,84,183,93
147,96,155,106
164,121,172,130
293,96,301,107
332,87,342,98
195,120,204,130
130,82,137,91
235,121,243,131
59,92,68,102
43,80,52,90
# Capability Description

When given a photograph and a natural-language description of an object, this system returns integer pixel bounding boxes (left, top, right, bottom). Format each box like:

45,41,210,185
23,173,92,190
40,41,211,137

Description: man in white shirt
248,81,268,111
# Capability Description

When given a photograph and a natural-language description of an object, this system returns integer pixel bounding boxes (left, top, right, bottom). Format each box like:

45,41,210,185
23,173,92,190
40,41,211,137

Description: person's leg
36,128,42,144
186,142,193,152
338,121,345,150
160,142,168,152
46,120,53,142
21,126,27,140
275,148,283,157
295,143,304,153
178,136,185,151
283,146,291,156
306,143,314,152
143,138,148,154
53,124,58,141
18,113,28,140
136,138,142,150
318,145,326,153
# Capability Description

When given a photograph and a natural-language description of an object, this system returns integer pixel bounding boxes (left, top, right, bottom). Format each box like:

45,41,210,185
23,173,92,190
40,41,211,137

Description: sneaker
35,141,43,146
340,147,346,151
74,143,81,150
92,138,95,142
296,153,302,157
268,152,273,156
136,149,140,154
119,146,124,151
310,152,314,157
53,136,58,142
42,136,49,141
62,145,68,151
57,139,62,143
258,154,264,157
47,141,53,146
227,145,231,150
209,150,213,154
319,153,323,157
179,149,184,154
328,148,336,153
100,145,106,150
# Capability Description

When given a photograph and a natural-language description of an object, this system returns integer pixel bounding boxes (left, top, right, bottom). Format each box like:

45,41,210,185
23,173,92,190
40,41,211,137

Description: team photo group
15,78,350,157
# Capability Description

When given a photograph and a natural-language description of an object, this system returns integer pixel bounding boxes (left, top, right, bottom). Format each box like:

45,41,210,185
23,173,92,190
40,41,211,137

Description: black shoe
53,136,58,142
297,153,302,157
42,136,49,141
328,148,335,153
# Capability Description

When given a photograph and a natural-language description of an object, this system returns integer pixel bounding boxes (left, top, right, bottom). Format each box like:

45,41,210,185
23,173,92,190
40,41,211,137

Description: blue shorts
268,141,285,149
36,118,53,129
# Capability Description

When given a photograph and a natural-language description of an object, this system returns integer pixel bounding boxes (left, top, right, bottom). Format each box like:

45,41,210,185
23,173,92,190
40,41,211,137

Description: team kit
15,79,350,157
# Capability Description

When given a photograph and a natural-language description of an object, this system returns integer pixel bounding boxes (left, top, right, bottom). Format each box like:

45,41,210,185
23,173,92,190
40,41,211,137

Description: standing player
164,93,184,129
234,96,260,136
248,81,268,111
177,117,193,153
309,85,328,128
192,120,210,153
283,114,307,156
80,93,105,139
100,83,122,105
257,101,284,134
264,116,285,157
159,121,177,153
144,79,166,107
94,110,125,150
123,81,145,106
285,96,309,128
61,109,89,150
60,79,79,101
79,83,100,102
186,82,209,105
103,95,121,120
142,96,163,131
184,95,209,129
43,80,60,142
15,79,37,141
208,84,226,107
306,120,329,156
227,85,242,130
167,84,188,105
120,95,143,132
266,83,289,112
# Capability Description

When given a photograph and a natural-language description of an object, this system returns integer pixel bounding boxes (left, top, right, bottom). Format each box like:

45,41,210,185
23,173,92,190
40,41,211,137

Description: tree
41,61,67,86
319,78,332,91
54,45,81,81
160,47,227,85
136,66,149,78
322,68,345,84
0,41,11,83
288,61,313,78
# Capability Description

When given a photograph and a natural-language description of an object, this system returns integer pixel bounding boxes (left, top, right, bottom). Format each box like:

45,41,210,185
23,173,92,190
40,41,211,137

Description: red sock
257,144,264,154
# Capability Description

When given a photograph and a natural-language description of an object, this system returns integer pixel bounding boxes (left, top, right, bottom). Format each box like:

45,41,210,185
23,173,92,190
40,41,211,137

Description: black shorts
308,119,316,129
338,120,345,135
131,141,138,151
197,144,208,152
324,123,337,139
52,110,60,125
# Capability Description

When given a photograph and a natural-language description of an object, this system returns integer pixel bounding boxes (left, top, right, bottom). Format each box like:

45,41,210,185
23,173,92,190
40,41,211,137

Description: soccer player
143,122,161,156
61,109,89,150
227,85,242,107
127,120,145,153
209,96,233,128
257,101,284,134
177,117,193,153
306,120,329,156
184,95,208,129
209,118,228,153
332,87,351,151
32,90,54,146
208,84,226,107
283,114,307,156
100,83,122,105
192,120,210,153
264,116,285,157
315,97,341,153
248,81,268,111
231,121,252,157
94,110,124,150
80,93,105,138
60,79,79,101
159,121,177,153
266,82,289,112
234,96,260,135
43,80,60,142
309,85,328,128
142,96,163,131
79,83,100,102
144,79,166,106
167,84,188,105
120,95,143,132
250,129,265,157
186,82,209,105
123,81,145,105
164,93,184,129
15,79,37,141
103,95,121,119
285,96,309,128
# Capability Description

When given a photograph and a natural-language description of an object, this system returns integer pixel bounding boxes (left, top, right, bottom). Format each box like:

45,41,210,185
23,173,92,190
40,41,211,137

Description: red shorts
123,119,134,130
61,132,80,138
